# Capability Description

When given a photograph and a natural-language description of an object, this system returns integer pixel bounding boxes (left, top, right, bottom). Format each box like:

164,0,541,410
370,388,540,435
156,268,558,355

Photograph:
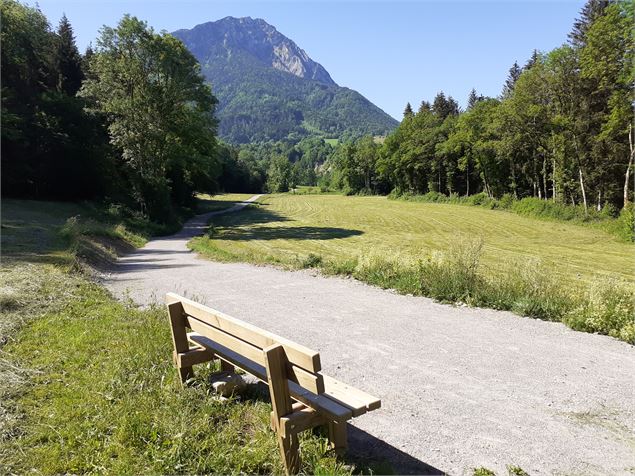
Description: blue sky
36,0,584,119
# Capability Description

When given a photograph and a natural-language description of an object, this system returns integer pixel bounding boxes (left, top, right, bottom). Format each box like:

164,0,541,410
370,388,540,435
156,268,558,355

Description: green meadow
191,194,634,342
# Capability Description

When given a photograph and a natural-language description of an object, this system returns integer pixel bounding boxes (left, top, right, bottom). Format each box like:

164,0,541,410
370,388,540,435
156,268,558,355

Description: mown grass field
192,194,633,285
0,196,356,475
191,193,634,343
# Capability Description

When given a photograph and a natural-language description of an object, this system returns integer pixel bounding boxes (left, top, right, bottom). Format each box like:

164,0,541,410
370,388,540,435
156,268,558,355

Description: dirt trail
104,195,635,475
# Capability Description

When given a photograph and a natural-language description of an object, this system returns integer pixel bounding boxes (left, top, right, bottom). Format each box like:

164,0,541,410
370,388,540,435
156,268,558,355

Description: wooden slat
185,316,324,394
175,347,214,368
279,404,327,438
188,333,351,421
322,375,381,417
166,293,320,372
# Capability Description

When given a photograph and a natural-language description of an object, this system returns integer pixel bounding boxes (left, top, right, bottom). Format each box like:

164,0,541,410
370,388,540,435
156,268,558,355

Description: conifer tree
82,44,94,79
418,100,431,114
569,0,611,48
433,92,459,119
501,61,522,98
524,49,540,70
55,14,84,95
403,102,414,118
467,88,483,109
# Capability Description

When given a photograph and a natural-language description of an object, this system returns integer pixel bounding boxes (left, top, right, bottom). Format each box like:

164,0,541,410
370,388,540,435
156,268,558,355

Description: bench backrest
166,293,325,394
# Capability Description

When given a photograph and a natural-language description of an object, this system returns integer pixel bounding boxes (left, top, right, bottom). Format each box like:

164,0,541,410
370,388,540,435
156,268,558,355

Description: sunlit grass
189,194,634,343
191,194,634,285
0,198,354,475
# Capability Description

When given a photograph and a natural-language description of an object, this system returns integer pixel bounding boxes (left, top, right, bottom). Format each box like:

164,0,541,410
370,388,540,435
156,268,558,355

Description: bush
616,204,634,242
420,191,447,203
511,197,586,221
498,193,514,209
417,237,485,303
564,280,635,344
465,192,491,206
300,253,323,268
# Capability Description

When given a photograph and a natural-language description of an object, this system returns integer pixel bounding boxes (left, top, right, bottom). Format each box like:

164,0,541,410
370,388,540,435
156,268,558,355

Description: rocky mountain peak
174,16,336,85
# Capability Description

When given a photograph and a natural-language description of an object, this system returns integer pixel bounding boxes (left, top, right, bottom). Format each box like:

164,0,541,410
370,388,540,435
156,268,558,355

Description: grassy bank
189,194,634,343
1,197,351,475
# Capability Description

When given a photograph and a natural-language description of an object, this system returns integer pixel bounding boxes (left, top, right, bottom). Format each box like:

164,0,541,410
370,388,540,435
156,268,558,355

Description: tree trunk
572,133,588,215
552,155,557,202
597,190,601,212
510,158,518,199
466,162,470,196
624,123,634,209
579,167,588,214
542,156,548,200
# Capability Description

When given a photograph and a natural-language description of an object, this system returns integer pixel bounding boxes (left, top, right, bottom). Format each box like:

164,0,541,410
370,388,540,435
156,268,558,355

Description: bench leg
328,421,348,456
277,432,300,475
264,344,301,475
167,301,193,385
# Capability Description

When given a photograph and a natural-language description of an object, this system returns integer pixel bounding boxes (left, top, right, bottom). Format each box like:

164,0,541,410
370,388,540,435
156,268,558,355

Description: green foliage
473,467,496,476
614,204,635,242
300,253,324,269
564,280,635,343
54,14,84,95
1,0,113,200
80,15,220,219
266,155,292,192
507,466,529,476
321,2,634,215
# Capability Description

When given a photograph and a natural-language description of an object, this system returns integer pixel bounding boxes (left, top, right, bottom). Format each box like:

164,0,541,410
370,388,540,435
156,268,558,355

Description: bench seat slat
186,317,324,394
322,375,381,417
188,333,351,422
168,293,320,372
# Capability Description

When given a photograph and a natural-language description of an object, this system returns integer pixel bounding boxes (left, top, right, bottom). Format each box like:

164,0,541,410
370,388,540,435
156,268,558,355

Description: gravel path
104,196,635,475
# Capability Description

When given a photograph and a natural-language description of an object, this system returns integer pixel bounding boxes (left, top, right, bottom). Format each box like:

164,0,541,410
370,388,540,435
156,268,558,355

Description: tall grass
193,233,634,344
349,239,633,342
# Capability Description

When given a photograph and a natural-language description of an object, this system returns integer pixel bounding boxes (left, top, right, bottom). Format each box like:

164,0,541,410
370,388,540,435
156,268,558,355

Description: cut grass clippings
1,278,347,475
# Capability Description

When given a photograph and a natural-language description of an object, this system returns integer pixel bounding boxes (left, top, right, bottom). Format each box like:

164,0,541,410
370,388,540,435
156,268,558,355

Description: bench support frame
166,295,377,475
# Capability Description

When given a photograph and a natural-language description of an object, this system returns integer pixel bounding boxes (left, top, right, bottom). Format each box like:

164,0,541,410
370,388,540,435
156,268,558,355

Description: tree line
2,0,633,221
320,0,634,214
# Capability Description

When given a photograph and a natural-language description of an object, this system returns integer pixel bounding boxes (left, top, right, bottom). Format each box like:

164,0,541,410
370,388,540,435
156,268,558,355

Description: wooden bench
166,293,381,474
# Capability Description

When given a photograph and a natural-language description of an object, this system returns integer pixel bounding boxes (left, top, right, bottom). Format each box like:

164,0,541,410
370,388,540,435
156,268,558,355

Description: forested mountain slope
173,17,398,143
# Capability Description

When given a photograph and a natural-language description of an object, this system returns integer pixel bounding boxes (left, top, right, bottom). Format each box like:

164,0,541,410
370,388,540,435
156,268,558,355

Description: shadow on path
347,426,444,475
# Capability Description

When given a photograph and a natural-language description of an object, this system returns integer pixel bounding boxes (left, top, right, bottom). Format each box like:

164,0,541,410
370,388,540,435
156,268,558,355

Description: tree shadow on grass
209,206,363,241
217,225,363,241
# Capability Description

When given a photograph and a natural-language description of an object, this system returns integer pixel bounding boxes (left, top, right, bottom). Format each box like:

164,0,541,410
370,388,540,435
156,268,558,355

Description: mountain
172,17,398,144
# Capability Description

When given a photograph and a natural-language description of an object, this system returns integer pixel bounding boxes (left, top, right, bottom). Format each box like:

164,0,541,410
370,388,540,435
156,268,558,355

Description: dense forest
318,0,634,215
1,1,225,221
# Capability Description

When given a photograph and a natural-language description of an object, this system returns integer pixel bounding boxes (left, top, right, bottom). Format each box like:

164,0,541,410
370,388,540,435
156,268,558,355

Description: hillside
172,17,398,143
